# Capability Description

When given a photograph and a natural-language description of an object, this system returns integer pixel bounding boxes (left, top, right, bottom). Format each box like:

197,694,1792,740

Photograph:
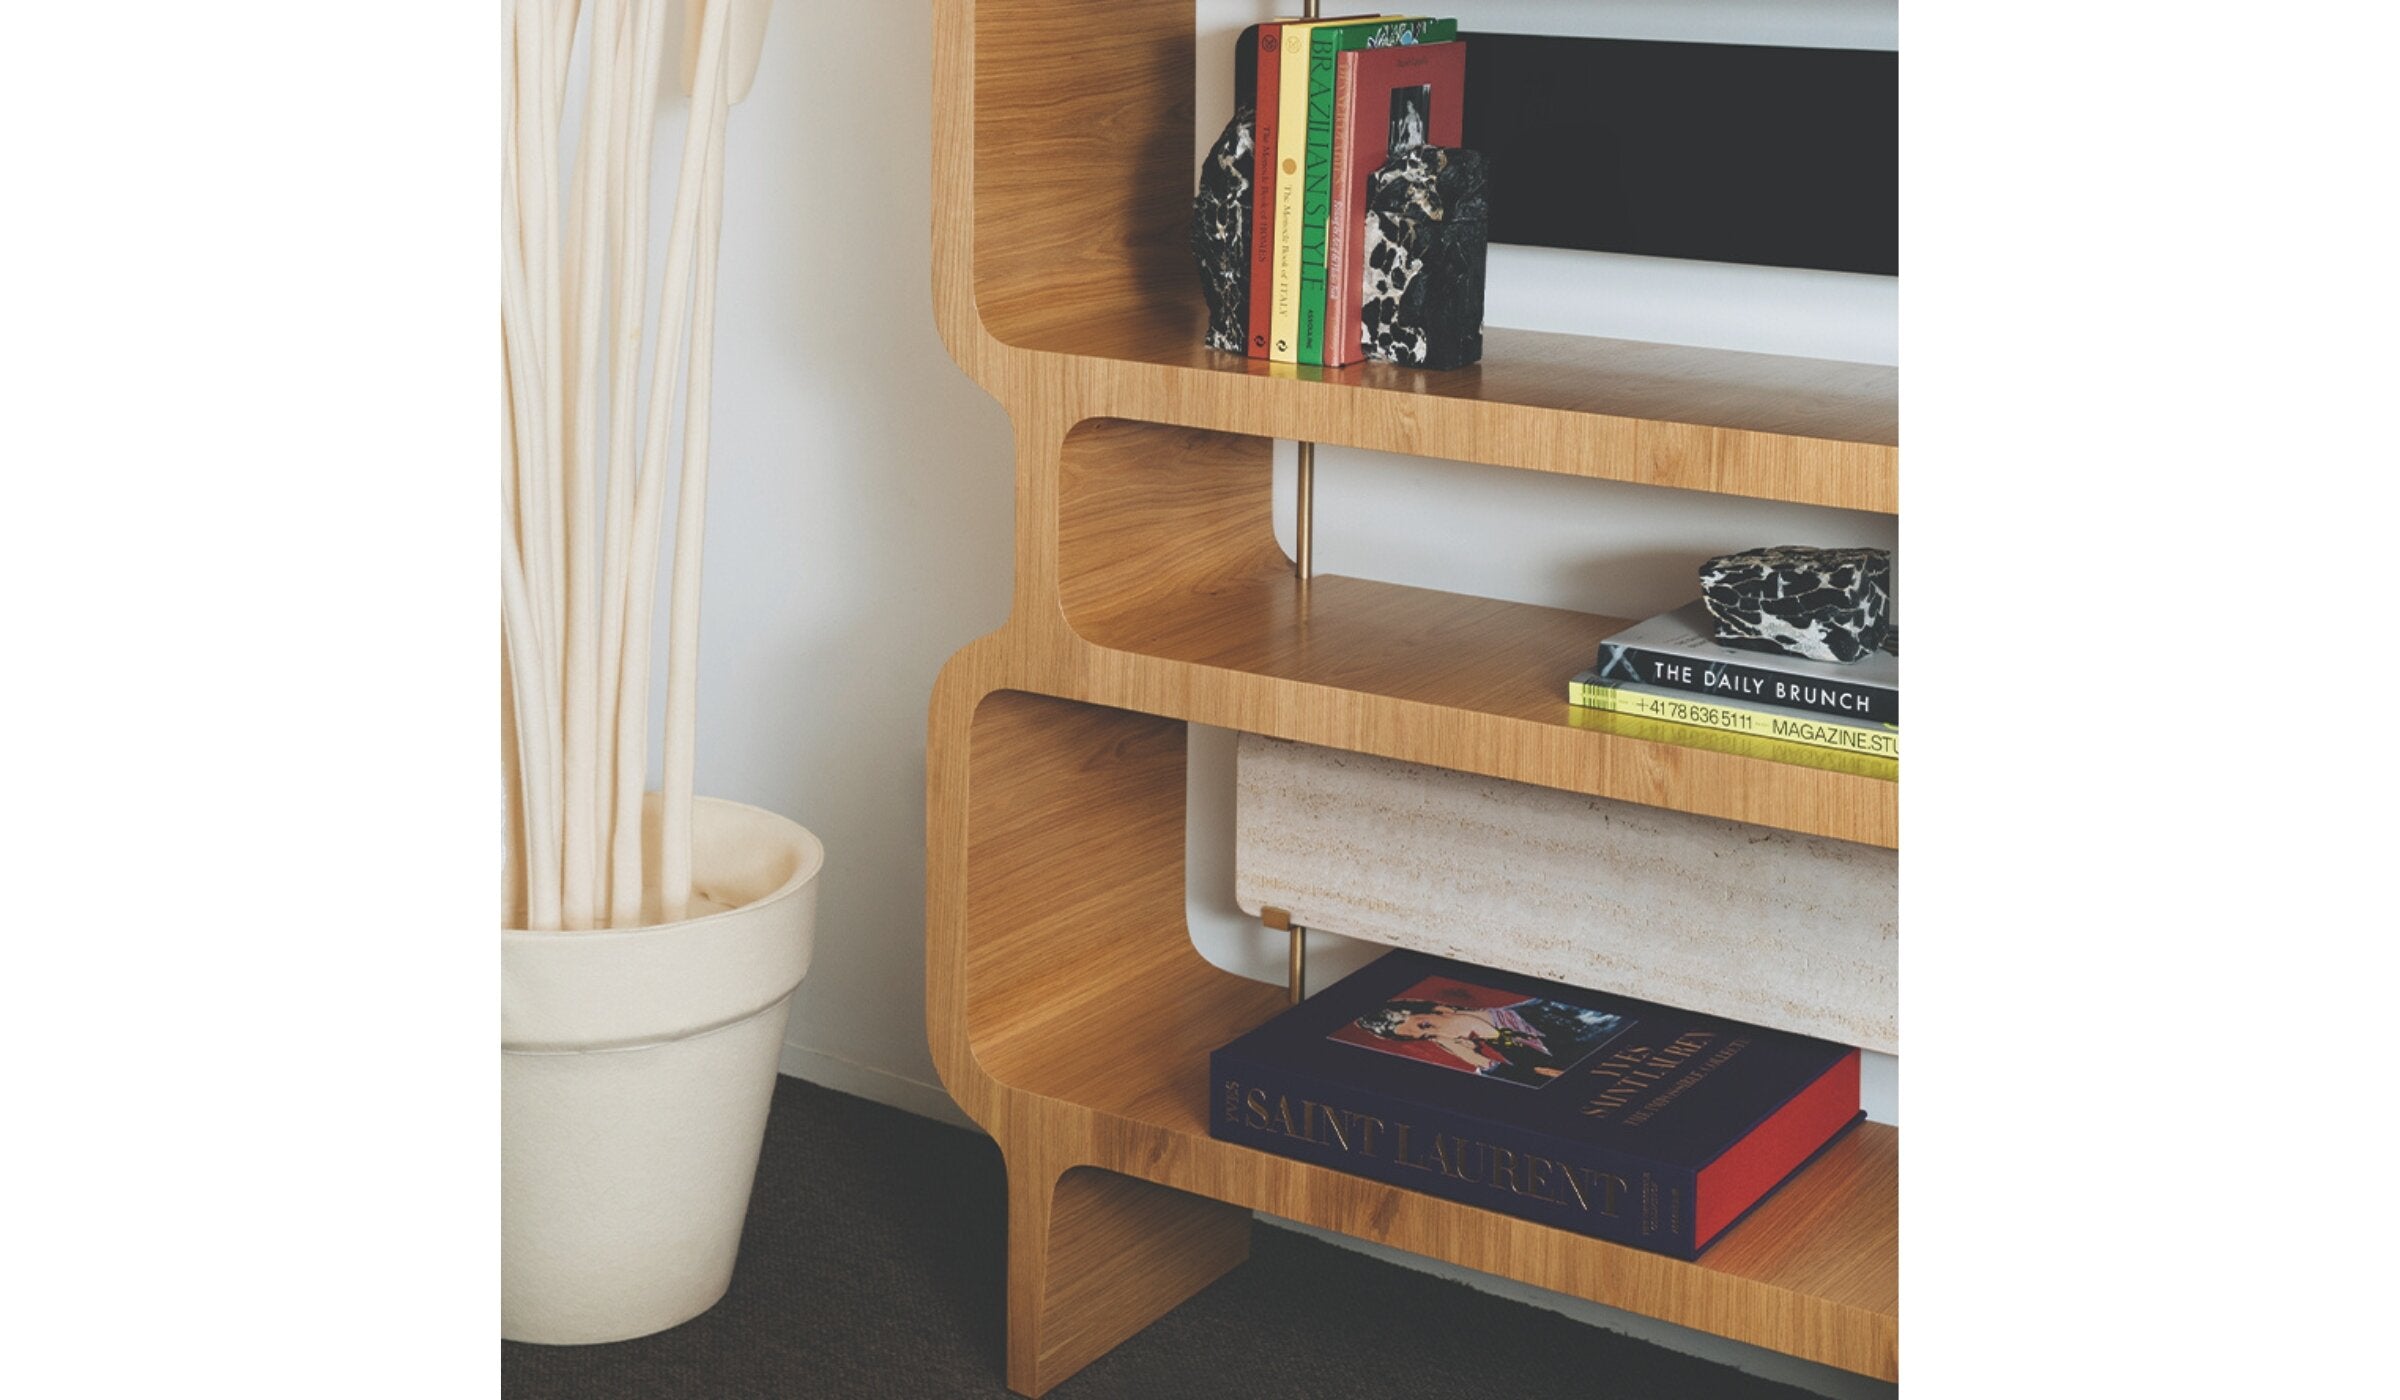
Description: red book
1244,23,1286,358
1325,39,1465,367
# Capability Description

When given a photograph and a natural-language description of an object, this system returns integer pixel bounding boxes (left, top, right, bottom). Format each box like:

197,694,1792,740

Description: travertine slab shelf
1233,734,1900,1051
925,2,1900,1394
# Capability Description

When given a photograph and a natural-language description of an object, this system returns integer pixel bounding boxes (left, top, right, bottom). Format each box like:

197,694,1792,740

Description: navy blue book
1209,949,1863,1260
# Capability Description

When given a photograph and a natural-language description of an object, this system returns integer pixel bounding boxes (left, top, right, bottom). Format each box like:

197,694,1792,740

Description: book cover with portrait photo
1210,949,1865,1259
1330,973,1632,1088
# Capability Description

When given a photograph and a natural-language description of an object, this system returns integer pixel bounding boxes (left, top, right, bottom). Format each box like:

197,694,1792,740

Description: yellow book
1562,704,1899,781
1569,672,1901,764
1269,17,1386,363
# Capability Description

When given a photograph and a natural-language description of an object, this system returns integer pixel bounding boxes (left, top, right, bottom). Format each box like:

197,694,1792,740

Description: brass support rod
1263,906,1306,1002
1295,440,1315,580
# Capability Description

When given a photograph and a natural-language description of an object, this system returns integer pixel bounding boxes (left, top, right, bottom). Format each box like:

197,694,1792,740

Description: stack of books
1211,948,1864,1259
1570,601,1900,764
1246,15,1463,368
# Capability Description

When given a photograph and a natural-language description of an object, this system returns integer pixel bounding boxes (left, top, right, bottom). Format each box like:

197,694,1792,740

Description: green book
1299,17,1455,364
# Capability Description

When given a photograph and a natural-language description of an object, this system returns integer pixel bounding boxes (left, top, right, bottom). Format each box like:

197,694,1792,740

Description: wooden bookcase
925,3,1899,1393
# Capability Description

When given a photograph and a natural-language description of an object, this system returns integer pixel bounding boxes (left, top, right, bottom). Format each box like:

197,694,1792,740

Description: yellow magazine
1567,671,1900,772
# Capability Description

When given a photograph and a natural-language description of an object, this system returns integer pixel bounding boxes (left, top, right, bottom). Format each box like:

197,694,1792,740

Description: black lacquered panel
1459,34,1897,276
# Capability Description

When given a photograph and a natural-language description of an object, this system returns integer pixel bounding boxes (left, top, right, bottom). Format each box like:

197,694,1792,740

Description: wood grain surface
927,3,1900,1393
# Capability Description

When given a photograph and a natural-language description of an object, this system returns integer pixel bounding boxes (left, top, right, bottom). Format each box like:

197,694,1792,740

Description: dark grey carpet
502,1076,1840,1399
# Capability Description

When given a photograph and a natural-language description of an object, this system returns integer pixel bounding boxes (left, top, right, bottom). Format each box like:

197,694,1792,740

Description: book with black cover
1209,949,1863,1260
1596,600,1899,726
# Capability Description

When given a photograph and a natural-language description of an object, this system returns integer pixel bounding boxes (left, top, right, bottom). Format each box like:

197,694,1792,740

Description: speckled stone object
1700,545,1894,664
1360,145,1486,369
1233,734,1897,1052
1189,106,1253,353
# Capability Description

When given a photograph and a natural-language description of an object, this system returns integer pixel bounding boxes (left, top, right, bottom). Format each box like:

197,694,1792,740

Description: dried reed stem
533,1,569,674
510,3,554,676
509,0,750,933
502,0,564,930
503,381,529,929
502,449,564,933
659,32,732,922
598,0,674,926
607,0,732,927
557,0,622,930
503,635,527,927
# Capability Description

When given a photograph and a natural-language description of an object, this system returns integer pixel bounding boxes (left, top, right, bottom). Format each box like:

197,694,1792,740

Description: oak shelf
1053,417,1895,844
1008,300,1897,512
968,897,1898,1381
1073,567,1897,843
926,3,1899,1394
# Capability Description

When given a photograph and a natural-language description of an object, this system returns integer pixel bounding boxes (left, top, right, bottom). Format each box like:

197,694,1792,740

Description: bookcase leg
1004,1153,1252,1397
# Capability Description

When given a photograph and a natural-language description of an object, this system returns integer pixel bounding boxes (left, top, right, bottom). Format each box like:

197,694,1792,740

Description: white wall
665,2,1898,1394
631,5,1015,1118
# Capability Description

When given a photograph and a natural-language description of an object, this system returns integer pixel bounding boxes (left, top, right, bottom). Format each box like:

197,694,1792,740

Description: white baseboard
775,1043,978,1133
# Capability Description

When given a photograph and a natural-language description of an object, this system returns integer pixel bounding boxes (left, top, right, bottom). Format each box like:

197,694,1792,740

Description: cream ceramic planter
502,795,824,1345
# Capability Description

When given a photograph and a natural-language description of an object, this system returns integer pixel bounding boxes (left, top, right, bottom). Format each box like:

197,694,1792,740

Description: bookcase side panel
962,691,1228,1086
1057,418,1284,646
968,0,1198,352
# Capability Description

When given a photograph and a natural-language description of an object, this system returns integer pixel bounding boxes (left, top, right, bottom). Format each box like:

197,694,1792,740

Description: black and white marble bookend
1699,545,1894,664
1362,145,1487,370
1190,107,1253,354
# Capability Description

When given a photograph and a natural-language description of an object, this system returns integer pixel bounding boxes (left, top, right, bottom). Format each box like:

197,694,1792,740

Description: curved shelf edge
1043,327,1897,513
1039,605,1899,847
